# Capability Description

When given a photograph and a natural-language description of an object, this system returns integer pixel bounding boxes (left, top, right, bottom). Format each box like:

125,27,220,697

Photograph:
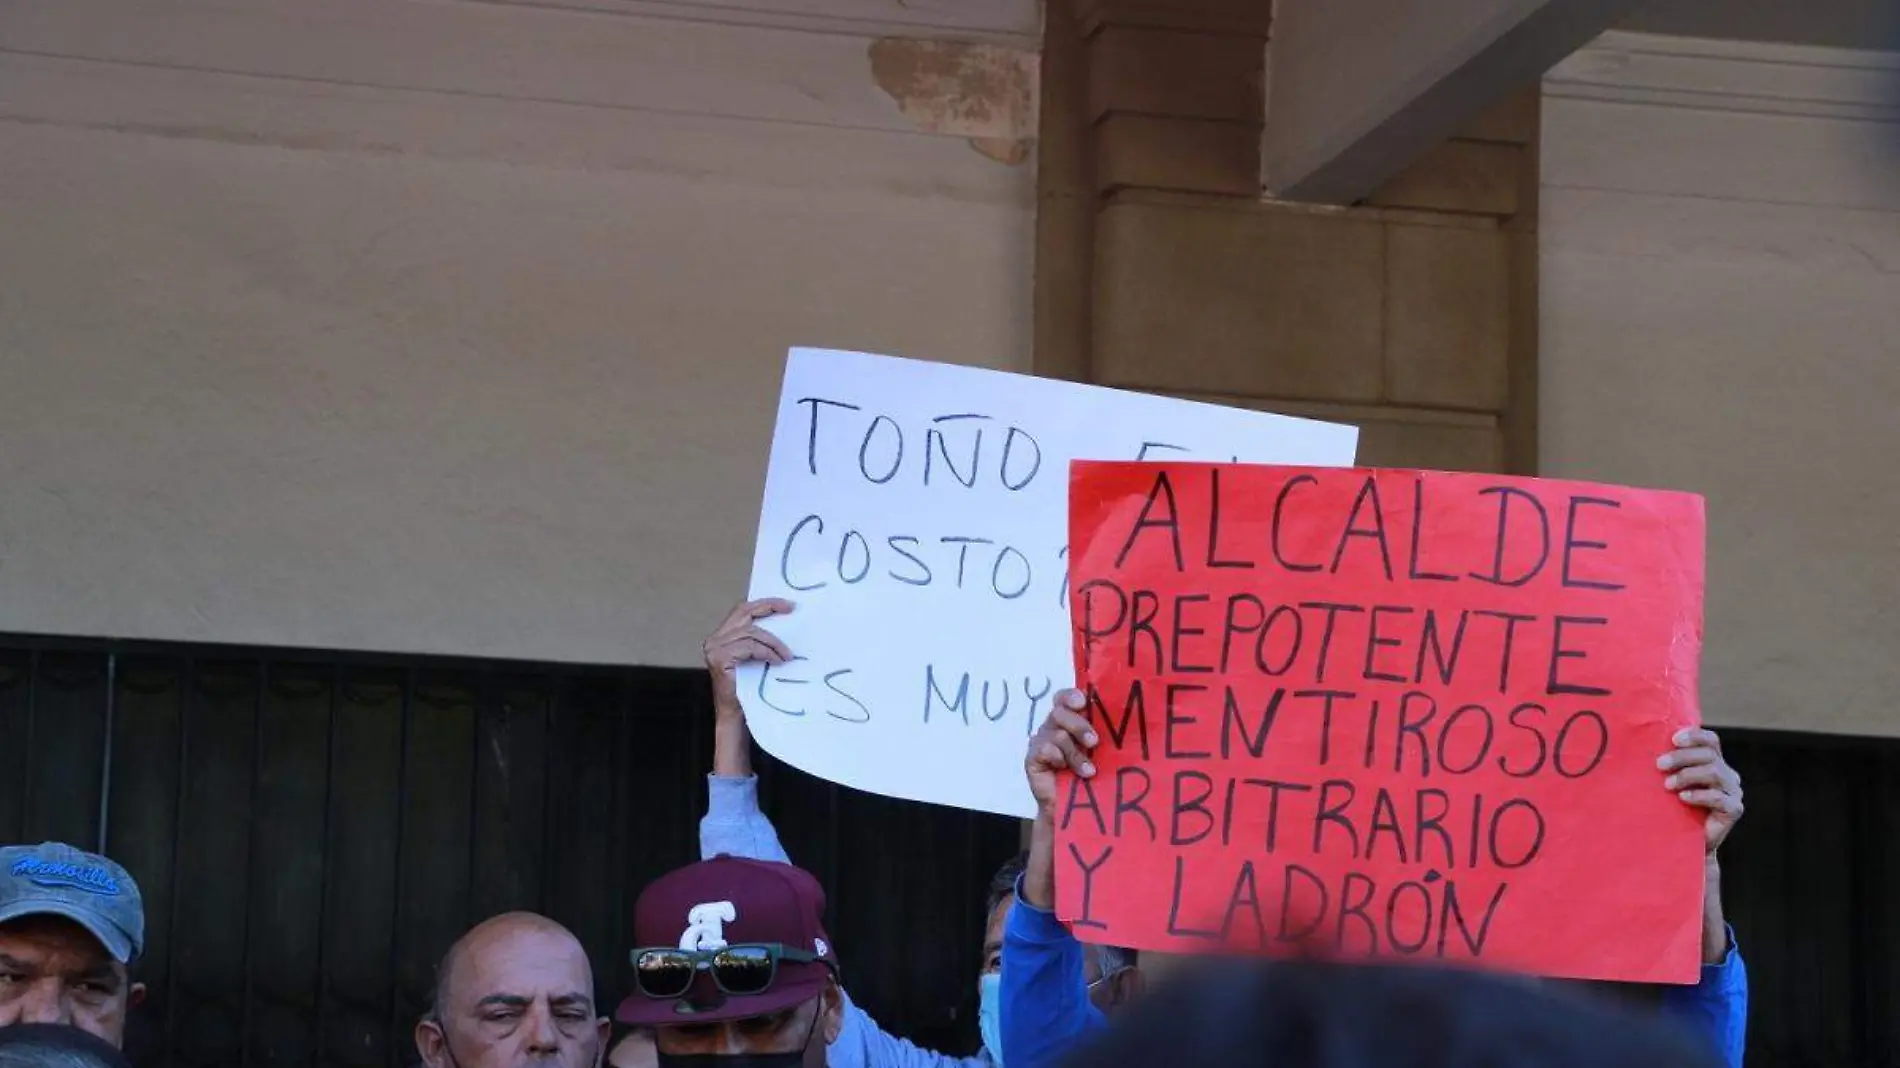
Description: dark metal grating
0,634,1020,1067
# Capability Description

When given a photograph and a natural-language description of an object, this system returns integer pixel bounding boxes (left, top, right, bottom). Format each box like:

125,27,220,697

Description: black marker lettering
1220,861,1267,944
1414,789,1454,869
1439,882,1508,959
780,515,828,592
1164,684,1212,760
1220,687,1285,759
1331,477,1395,580
1394,692,1437,776
1497,703,1549,778
941,536,994,589
1088,681,1152,760
1169,770,1216,846
1553,711,1609,778
1407,476,1456,582
1295,690,1354,766
822,670,871,723
1171,594,1214,673
1129,590,1163,673
1363,605,1414,683
1436,704,1494,776
1069,843,1114,930
1000,427,1043,491
990,546,1033,600
925,413,988,488
1271,475,1324,573
1367,789,1408,863
1117,470,1187,571
1300,602,1367,684
887,535,932,586
1247,778,1312,853
1386,881,1434,955
797,397,861,475
923,665,970,725
1059,775,1105,834
1469,487,1550,587
1472,610,1534,693
1314,779,1361,857
1113,767,1157,840
1561,496,1626,591
1336,873,1380,954
1256,605,1305,677
1166,856,1219,940
1220,594,1266,674
837,529,871,584
1488,799,1546,869
1206,468,1255,568
858,415,904,484
1414,609,1469,686
1547,616,1612,696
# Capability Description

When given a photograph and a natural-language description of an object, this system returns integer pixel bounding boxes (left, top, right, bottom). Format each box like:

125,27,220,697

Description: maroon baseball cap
616,855,839,1027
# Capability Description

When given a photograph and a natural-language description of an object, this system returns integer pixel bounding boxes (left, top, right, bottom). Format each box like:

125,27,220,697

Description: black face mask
654,999,820,1068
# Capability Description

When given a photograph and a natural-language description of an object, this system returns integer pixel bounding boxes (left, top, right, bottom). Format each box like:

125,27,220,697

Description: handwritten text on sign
1057,463,1707,982
740,351,1357,818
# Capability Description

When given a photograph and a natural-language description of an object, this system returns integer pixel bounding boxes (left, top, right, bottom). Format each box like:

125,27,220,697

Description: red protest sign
1057,462,1707,983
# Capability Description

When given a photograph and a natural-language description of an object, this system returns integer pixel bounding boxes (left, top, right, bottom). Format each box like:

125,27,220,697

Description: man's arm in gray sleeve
828,993,993,1068
699,773,792,864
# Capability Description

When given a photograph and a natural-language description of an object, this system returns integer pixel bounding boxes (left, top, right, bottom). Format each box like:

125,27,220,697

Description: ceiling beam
1263,0,1642,203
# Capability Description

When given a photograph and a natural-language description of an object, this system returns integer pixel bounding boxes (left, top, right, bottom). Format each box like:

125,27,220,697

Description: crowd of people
0,598,1749,1067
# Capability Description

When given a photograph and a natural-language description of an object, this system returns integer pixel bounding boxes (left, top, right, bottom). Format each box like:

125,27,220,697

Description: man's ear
1115,968,1145,1007
594,1017,612,1068
820,979,845,1044
415,1019,450,1068
128,982,149,1010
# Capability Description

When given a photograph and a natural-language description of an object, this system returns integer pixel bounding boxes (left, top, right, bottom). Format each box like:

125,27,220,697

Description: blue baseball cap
0,842,145,964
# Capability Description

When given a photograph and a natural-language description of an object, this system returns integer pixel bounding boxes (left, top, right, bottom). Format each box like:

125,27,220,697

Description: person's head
618,856,843,1067
1059,957,1719,1068
1082,945,1140,1013
0,844,147,1048
976,853,1138,1064
0,1023,132,1068
414,912,608,1068
980,853,1024,977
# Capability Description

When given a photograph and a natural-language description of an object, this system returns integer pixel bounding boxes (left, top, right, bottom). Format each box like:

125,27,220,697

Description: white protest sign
740,348,1360,817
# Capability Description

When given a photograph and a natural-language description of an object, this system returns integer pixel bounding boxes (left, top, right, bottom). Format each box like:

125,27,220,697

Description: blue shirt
701,774,995,1068
999,877,1748,1068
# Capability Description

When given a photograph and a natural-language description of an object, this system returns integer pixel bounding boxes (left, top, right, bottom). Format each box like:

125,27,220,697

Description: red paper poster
1058,463,1707,983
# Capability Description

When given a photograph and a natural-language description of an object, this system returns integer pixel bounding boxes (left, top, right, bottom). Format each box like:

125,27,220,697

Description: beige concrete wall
1541,31,1900,735
1038,0,1539,475
0,0,1039,665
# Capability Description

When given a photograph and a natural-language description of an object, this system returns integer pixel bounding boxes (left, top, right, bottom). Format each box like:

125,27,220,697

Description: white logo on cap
680,901,737,952
815,937,829,958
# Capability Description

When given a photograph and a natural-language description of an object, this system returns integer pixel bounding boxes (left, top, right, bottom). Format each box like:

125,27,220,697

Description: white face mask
977,973,1004,1066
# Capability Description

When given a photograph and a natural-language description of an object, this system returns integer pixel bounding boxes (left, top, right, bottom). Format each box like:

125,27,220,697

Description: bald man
415,913,610,1068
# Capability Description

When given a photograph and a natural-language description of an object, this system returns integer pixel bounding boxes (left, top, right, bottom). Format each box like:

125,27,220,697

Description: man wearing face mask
698,599,1010,1067
973,856,1136,1062
617,857,846,1068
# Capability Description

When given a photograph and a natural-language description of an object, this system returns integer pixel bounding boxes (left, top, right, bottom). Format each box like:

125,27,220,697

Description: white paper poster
741,349,1360,817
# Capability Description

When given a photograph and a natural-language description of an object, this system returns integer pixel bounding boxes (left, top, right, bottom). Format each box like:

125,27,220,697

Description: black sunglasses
631,943,828,1000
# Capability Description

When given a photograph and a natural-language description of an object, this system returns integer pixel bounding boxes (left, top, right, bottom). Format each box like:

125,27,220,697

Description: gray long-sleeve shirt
699,773,995,1068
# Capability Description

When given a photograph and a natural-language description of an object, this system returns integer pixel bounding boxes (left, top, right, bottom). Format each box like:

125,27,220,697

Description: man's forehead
0,912,114,950
0,915,120,967
452,926,594,1002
